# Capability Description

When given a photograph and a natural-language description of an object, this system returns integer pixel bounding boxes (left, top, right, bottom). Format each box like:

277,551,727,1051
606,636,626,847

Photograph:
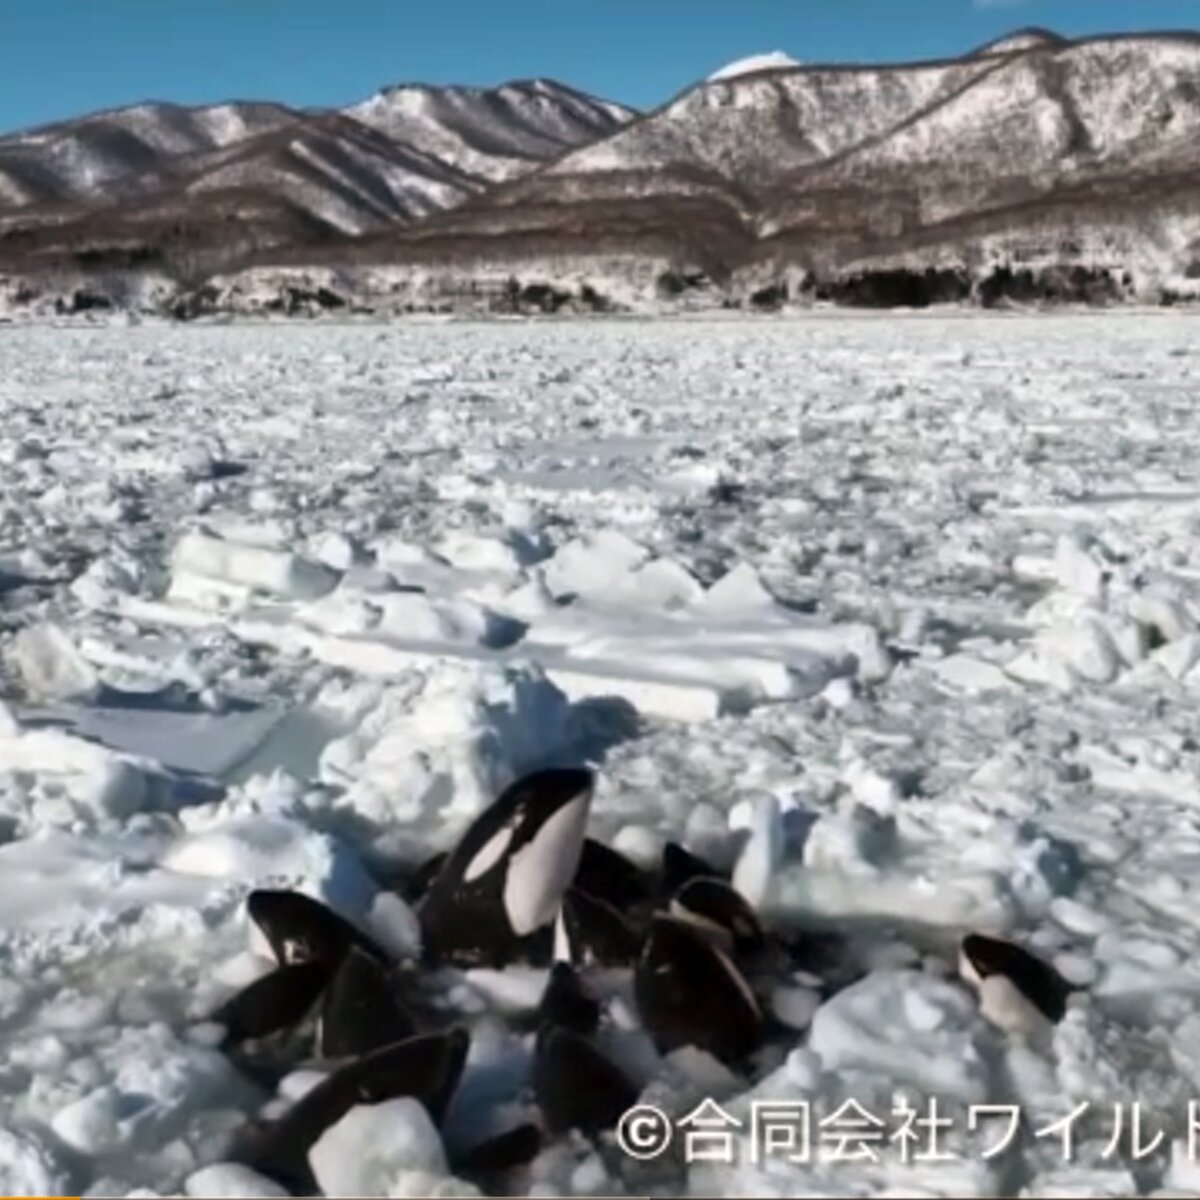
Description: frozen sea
3,312,1200,1196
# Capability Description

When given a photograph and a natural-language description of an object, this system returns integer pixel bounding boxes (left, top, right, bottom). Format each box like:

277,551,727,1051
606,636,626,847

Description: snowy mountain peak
971,26,1066,57
707,51,802,82
4,28,1200,310
0,72,637,259
344,77,636,183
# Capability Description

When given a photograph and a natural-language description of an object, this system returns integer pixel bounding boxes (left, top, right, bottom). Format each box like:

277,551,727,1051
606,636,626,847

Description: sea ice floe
308,1098,476,1197
4,316,1200,1196
316,660,575,836
0,1128,69,1197
808,969,990,1103
171,529,340,606
184,1163,290,1198
164,815,377,947
9,621,100,702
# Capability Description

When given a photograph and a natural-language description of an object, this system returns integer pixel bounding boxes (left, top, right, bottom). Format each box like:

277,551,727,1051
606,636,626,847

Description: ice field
4,311,1200,1196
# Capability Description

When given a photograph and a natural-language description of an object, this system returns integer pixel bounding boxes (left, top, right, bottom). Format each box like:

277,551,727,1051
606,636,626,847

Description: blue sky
1,0,1195,135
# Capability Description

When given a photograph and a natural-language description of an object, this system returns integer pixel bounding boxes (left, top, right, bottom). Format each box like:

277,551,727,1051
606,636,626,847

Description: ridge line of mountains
2,25,1200,318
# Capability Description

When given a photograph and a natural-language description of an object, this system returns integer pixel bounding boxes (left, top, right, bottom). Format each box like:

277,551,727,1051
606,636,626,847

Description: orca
959,932,1075,1033
574,838,653,910
235,1028,469,1193
669,876,767,961
661,842,722,895
454,1123,543,1177
247,889,387,970
212,960,332,1045
554,887,642,968
537,961,601,1037
317,946,417,1060
634,915,764,1064
405,851,448,903
419,768,594,966
532,1025,638,1136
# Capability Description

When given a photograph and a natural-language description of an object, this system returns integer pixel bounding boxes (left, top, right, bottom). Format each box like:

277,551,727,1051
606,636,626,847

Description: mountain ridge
2,28,1200,316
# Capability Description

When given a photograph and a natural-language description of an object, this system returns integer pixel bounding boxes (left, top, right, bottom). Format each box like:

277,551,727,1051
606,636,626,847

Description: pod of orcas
210,766,1080,1195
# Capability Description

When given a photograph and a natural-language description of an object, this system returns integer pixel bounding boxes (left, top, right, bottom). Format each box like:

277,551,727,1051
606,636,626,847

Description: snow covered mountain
309,30,1200,312
345,79,635,182
3,29,1200,313
969,27,1067,57
0,81,633,213
707,51,802,81
108,113,487,233
0,79,635,287
0,101,298,209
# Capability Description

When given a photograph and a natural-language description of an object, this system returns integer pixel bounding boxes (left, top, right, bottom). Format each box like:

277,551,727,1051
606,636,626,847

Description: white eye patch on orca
463,819,519,883
282,938,307,964
503,788,591,936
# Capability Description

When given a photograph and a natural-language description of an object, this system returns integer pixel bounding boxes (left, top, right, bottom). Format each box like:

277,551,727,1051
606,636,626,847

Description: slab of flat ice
19,700,286,779
172,529,340,603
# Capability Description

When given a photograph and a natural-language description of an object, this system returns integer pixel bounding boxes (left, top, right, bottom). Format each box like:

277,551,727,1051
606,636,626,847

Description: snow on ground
707,51,803,81
2,312,1200,1195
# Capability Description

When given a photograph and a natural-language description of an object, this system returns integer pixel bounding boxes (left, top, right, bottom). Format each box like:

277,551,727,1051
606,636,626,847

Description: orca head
420,768,594,963
247,889,386,970
635,915,764,1064
668,876,766,961
493,769,595,937
959,932,1073,1027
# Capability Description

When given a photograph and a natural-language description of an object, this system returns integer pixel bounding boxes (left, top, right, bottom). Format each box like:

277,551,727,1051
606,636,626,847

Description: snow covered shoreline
3,303,1199,336
3,313,1200,1196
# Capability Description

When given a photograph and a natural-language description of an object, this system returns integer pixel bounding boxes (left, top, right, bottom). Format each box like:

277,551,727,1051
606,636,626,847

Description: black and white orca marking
669,877,767,961
532,1025,638,1136
959,933,1075,1037
537,961,601,1037
574,838,653,911
635,915,765,1064
419,768,594,966
318,946,417,1060
661,841,722,895
212,960,332,1046
554,887,642,968
247,889,386,970
235,1027,470,1194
